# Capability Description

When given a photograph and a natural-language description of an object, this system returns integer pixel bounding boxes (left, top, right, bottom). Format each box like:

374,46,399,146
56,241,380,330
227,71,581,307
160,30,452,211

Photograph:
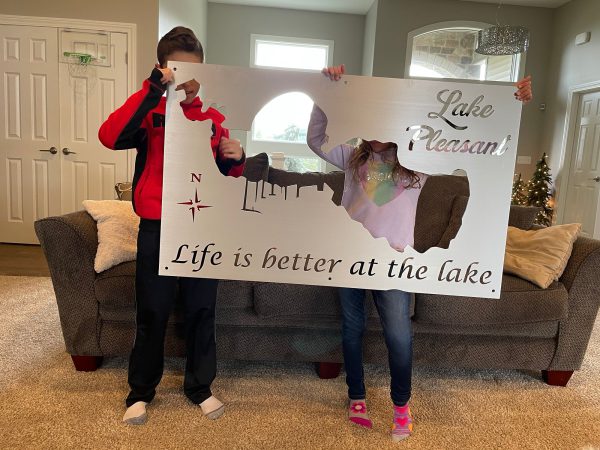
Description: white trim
250,33,333,72
405,21,526,84
555,80,600,225
247,34,332,169
0,14,137,181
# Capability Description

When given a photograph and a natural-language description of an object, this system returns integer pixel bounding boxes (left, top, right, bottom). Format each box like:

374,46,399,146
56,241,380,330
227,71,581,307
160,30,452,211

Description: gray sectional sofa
34,154,600,386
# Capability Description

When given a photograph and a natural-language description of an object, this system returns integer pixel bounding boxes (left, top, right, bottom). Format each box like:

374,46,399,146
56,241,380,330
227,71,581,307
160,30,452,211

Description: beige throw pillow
82,200,140,273
504,223,581,288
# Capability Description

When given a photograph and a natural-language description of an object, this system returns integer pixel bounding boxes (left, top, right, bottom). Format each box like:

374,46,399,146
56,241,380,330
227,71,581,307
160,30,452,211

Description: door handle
39,146,58,155
591,176,600,182
62,147,77,155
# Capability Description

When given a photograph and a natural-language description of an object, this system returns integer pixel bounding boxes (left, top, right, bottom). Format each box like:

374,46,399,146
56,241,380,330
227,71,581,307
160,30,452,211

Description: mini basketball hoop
60,28,111,88
63,51,105,77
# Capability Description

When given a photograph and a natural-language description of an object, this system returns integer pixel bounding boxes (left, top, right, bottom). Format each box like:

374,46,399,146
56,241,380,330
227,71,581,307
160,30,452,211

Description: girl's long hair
348,140,421,188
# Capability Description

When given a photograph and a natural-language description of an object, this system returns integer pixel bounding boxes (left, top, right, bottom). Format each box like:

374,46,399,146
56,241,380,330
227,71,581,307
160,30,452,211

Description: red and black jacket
98,68,245,220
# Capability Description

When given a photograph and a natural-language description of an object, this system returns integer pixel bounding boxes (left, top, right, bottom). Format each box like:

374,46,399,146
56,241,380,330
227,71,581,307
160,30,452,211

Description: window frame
245,92,325,173
246,34,336,172
404,21,526,85
250,34,334,72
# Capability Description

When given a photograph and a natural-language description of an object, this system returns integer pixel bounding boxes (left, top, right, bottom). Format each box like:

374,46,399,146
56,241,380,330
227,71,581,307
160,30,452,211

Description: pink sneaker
391,404,413,441
348,399,373,429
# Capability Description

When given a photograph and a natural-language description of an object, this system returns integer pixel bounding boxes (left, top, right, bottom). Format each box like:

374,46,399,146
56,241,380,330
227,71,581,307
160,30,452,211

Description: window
252,92,312,144
248,35,335,173
250,35,333,71
406,22,523,83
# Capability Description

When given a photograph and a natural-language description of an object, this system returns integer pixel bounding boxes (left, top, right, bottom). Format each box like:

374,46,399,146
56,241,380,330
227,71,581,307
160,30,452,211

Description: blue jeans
340,288,413,406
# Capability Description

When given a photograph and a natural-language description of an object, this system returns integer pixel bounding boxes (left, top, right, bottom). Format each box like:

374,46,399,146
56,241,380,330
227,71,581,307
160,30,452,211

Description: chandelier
475,3,530,55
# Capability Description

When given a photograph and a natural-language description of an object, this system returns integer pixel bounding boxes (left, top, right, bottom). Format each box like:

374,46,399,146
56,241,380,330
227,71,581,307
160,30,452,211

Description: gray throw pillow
508,205,541,230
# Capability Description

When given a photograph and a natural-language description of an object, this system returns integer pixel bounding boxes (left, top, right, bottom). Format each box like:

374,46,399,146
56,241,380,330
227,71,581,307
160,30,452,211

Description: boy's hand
322,64,345,81
219,137,244,161
154,65,199,104
176,78,200,104
514,75,532,103
155,64,174,85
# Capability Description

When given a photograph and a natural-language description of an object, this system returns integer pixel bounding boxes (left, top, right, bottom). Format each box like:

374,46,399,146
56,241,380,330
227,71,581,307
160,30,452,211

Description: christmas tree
526,153,553,225
511,173,529,206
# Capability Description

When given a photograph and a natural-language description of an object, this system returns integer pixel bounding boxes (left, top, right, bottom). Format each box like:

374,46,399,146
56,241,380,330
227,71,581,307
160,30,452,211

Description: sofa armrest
34,211,102,356
550,236,600,370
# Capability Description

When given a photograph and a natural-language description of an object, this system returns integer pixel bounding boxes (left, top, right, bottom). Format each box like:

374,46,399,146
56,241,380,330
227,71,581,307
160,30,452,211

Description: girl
308,65,532,442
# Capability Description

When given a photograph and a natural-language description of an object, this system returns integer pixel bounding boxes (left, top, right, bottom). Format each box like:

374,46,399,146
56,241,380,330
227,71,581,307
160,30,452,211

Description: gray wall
159,0,207,54
0,0,158,86
543,0,600,191
362,0,378,76
206,3,364,75
371,0,555,176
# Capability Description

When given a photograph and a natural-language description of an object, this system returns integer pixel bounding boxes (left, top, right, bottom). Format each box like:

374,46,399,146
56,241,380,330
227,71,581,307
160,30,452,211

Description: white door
0,24,130,243
0,25,61,243
60,31,129,213
562,91,600,237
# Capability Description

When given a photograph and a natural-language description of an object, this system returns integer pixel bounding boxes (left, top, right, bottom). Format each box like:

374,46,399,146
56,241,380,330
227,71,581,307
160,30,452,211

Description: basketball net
64,52,102,90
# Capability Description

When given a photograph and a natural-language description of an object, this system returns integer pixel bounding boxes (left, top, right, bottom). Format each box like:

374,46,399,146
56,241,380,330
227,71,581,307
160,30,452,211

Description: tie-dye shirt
307,106,427,251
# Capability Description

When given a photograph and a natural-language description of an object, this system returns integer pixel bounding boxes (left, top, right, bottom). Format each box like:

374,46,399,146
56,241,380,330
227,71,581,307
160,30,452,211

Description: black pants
126,219,218,407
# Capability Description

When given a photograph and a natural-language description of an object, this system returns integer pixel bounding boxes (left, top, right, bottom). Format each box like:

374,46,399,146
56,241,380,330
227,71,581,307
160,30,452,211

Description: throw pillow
242,152,269,182
503,223,581,288
508,205,540,230
82,200,140,273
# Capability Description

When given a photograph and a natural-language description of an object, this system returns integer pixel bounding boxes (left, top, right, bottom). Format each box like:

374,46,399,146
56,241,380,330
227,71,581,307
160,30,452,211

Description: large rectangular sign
159,63,521,299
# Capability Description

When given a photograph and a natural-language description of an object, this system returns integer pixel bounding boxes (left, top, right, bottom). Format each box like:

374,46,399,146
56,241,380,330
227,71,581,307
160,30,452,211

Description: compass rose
178,188,211,221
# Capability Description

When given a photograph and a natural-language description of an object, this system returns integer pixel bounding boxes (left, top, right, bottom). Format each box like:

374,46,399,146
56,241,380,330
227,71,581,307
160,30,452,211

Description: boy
98,26,245,425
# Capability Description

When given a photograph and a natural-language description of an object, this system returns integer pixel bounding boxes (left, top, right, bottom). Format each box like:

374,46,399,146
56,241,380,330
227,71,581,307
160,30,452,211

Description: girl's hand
219,137,244,161
514,75,532,103
322,64,345,81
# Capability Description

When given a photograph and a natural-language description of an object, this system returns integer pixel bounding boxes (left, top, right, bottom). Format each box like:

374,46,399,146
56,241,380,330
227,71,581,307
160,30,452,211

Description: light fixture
476,3,530,55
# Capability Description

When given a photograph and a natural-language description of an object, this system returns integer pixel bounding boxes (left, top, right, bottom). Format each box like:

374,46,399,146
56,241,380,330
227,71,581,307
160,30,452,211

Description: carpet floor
0,276,599,450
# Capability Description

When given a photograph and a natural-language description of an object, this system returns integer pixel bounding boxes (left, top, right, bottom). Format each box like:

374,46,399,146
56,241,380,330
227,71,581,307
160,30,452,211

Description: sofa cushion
417,196,536,251
217,280,254,311
253,283,415,321
95,263,253,311
414,320,559,338
508,205,540,230
253,282,341,318
95,260,136,309
413,175,470,252
254,282,387,319
414,274,568,325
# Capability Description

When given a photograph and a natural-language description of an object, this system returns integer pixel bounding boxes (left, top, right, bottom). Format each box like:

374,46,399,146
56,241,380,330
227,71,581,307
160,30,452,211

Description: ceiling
208,0,572,14
460,0,571,7
208,0,375,14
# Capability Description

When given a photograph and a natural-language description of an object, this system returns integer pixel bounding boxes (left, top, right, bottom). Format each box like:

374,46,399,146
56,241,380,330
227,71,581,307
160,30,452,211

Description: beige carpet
0,276,598,450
